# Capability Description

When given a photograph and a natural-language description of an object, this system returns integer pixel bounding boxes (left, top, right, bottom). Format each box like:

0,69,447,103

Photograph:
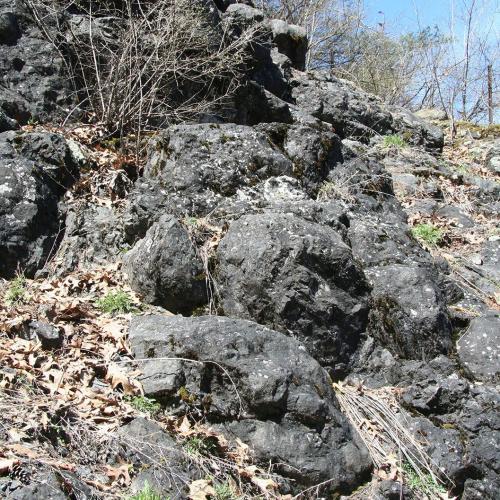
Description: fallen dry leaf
104,463,131,486
105,363,142,395
0,458,19,475
189,479,216,500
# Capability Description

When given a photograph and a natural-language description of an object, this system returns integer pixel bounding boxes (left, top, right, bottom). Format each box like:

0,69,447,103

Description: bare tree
262,0,364,70
22,0,256,139
413,0,499,126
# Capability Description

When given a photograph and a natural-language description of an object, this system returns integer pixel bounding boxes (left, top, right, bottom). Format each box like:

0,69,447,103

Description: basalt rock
216,211,371,373
128,314,372,494
0,2,77,128
366,264,453,359
0,131,78,278
290,71,444,150
124,215,208,314
457,312,500,382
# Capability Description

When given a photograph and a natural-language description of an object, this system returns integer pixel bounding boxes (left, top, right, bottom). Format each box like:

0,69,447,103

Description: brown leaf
104,463,131,486
105,363,142,395
0,458,19,475
7,443,40,459
189,479,216,500
251,475,279,495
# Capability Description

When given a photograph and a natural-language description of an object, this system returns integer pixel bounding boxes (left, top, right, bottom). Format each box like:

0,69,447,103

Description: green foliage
127,396,161,415
5,274,28,305
128,482,166,500
96,290,136,315
184,436,217,457
402,462,447,496
214,481,236,500
454,164,469,175
382,134,407,149
184,217,199,227
178,386,197,404
411,223,444,247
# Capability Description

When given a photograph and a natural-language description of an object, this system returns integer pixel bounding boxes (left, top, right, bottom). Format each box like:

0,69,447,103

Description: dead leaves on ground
0,265,143,494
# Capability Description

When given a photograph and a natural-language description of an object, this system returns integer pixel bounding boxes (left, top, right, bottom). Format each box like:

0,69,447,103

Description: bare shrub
22,0,256,138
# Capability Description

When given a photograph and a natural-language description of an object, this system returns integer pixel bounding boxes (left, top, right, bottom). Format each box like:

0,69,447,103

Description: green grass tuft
128,482,166,500
214,482,236,500
411,223,444,247
127,396,161,415
402,462,447,497
5,274,28,306
184,436,217,457
382,134,408,149
96,290,136,315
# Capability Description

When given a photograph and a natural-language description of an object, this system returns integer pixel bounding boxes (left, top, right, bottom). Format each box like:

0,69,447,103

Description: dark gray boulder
47,201,126,276
214,0,255,11
233,81,294,125
124,215,208,314
281,122,343,194
0,109,19,132
5,469,93,499
401,370,469,416
128,314,371,494
348,215,430,269
291,71,394,140
389,105,445,150
484,140,500,174
126,121,344,235
406,417,469,491
143,123,293,216
223,4,297,102
462,476,500,500
117,418,200,499
0,11,21,45
19,320,62,349
0,3,77,127
290,71,444,150
0,131,78,278
217,211,371,372
8,482,67,500
366,265,453,359
457,312,500,382
268,19,308,70
122,178,171,244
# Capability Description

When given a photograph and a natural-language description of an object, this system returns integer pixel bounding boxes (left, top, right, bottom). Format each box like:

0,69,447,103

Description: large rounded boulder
124,214,208,314
128,314,371,494
216,211,371,373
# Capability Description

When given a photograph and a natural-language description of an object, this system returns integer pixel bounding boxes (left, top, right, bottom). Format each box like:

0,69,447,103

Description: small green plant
178,386,197,404
128,482,166,500
184,436,217,457
184,217,199,227
214,481,236,500
411,223,444,247
454,163,469,175
402,462,447,496
5,274,28,305
96,290,136,314
382,134,407,149
127,396,161,415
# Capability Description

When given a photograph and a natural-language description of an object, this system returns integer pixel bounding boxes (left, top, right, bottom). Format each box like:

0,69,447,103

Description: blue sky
365,0,499,40
366,0,448,33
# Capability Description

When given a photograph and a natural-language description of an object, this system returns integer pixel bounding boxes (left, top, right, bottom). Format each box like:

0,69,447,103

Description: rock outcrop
129,314,371,493
0,131,78,278
0,0,498,498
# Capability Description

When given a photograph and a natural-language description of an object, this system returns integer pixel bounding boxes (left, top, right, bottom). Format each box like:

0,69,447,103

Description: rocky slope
1,1,499,499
